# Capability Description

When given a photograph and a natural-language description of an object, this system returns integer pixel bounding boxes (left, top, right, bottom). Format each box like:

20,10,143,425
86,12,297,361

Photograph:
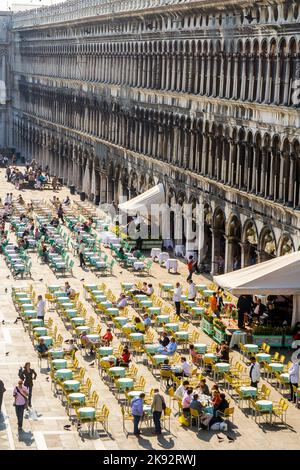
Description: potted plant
252,325,290,348
201,311,214,336
213,319,226,343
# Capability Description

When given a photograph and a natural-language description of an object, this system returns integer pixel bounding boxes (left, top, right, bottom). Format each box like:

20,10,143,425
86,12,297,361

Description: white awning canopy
213,251,300,296
214,251,300,326
119,183,165,214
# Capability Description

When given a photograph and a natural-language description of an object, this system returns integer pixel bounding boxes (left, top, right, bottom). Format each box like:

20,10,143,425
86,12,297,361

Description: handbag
15,387,28,407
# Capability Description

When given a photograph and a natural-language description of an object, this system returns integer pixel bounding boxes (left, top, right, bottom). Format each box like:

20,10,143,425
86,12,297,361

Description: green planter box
283,335,293,348
201,316,214,336
252,335,283,348
213,326,226,344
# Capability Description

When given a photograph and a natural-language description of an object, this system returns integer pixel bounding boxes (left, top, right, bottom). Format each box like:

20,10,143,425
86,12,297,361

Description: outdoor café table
49,349,64,359
158,252,170,265
14,292,29,298
268,363,284,374
106,308,119,317
100,301,113,309
229,330,247,348
175,331,189,341
29,319,43,328
133,261,145,271
55,368,73,380
71,317,86,327
39,335,53,347
191,307,205,318
256,353,272,363
195,284,207,292
171,365,183,375
153,354,167,366
93,295,107,303
122,323,135,333
213,362,231,380
254,400,273,422
144,344,160,355
22,304,35,310
204,353,217,361
183,300,197,309
22,309,37,319
65,309,78,319
147,307,161,317
51,359,67,370
238,386,257,407
129,333,144,342
68,393,86,405
86,334,100,344
159,283,173,294
151,248,161,260
101,356,116,365
166,259,178,273
156,315,170,325
140,300,153,309
244,344,259,354
115,316,128,327
63,380,81,392
75,326,90,335
121,282,134,291
98,346,114,356
54,291,68,297
142,404,153,427
109,366,126,378
60,302,75,309
48,285,62,292
165,322,179,332
116,377,134,392
134,295,148,302
78,407,96,436
202,289,215,298
180,295,188,302
33,327,48,337
194,343,207,354
127,390,142,403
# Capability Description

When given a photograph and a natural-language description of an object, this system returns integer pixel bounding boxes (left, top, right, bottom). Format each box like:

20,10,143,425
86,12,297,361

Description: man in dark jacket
0,379,6,413
237,295,254,328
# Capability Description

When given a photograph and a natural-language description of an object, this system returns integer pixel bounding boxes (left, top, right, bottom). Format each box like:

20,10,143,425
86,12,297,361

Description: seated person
63,339,78,354
116,293,127,309
131,282,148,296
63,196,71,206
101,328,113,345
80,332,94,355
35,338,49,355
116,346,131,367
17,194,25,205
50,217,59,228
117,246,126,259
190,393,205,416
146,283,154,296
134,316,145,333
214,393,229,417
160,358,172,385
182,388,194,417
143,313,151,330
181,357,193,377
216,341,229,362
212,390,222,416
159,332,170,348
159,337,177,356
198,378,210,397
189,344,202,366
64,282,75,297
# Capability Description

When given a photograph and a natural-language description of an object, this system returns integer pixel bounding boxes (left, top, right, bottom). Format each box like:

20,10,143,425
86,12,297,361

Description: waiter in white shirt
187,280,196,301
249,356,260,387
36,295,46,320
173,282,182,317
289,359,299,402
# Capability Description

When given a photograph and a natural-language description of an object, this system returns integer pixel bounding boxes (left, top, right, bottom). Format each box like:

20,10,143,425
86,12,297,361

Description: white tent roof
119,183,165,214
214,251,300,295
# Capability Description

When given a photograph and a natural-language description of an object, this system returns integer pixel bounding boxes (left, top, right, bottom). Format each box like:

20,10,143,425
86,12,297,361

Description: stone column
225,235,235,273
274,54,281,104
100,173,107,203
288,155,295,206
197,197,205,263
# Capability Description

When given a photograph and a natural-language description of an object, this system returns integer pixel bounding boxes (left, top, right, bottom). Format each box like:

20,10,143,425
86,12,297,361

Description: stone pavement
0,168,299,450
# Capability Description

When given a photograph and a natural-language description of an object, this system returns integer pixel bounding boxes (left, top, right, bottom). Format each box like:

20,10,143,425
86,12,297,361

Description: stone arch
259,225,277,261
278,234,295,256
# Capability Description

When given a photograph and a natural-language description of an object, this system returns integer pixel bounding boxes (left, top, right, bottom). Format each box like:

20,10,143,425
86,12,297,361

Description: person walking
0,379,6,414
19,362,37,408
288,361,299,402
187,279,196,301
173,282,182,317
36,295,46,321
57,204,64,224
249,356,260,388
131,392,145,436
151,389,166,435
186,255,194,281
13,379,29,430
78,240,86,268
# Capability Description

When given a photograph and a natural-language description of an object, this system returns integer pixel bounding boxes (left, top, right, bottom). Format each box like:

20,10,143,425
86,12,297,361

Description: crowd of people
5,160,61,191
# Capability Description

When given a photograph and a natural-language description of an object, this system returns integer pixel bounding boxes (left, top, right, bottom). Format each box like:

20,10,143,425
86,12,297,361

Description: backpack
18,367,24,380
